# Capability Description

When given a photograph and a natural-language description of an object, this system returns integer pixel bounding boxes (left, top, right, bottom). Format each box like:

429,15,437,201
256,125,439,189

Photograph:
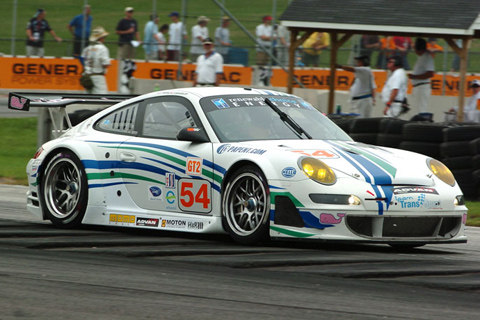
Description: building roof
280,0,480,37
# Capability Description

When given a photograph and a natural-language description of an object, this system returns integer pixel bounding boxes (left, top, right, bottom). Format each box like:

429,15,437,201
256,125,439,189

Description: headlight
299,157,336,185
454,195,465,206
427,159,455,187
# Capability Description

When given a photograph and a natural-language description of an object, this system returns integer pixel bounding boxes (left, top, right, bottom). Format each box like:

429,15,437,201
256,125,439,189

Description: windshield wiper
265,98,312,139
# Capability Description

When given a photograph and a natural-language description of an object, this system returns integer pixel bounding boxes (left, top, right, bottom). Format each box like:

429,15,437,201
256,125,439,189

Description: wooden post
328,32,338,114
287,29,298,94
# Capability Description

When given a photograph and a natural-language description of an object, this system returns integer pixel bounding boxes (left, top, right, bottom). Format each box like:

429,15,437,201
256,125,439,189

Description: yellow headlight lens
428,159,455,187
300,158,336,185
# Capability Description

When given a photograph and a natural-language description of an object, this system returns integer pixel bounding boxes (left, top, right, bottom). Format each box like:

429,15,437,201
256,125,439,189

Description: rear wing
8,92,137,137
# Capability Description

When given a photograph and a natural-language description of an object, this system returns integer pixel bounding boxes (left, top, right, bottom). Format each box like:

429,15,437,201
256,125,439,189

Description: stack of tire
328,115,353,135
441,125,480,199
376,118,408,148
348,118,384,144
398,123,449,159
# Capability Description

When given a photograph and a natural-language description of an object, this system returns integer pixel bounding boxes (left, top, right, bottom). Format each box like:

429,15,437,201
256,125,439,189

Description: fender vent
274,196,304,228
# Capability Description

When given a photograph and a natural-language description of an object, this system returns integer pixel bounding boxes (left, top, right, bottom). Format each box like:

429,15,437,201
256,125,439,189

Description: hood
246,139,434,186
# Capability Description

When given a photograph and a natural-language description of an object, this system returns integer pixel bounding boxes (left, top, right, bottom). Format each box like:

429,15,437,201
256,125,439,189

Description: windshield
200,95,352,142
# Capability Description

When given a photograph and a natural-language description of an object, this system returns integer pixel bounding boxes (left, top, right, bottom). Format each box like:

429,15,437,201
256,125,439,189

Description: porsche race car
8,87,468,247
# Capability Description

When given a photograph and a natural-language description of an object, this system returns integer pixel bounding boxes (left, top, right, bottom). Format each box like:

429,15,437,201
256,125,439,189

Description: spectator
67,5,92,56
427,38,443,57
156,24,169,60
360,35,380,60
143,13,162,61
167,11,187,61
464,80,480,121
255,15,274,66
215,16,231,62
115,7,141,60
275,23,290,66
393,36,412,70
192,38,223,87
376,36,395,69
408,38,435,115
337,55,376,118
190,16,210,62
26,9,62,57
81,26,111,94
382,55,408,118
302,32,330,67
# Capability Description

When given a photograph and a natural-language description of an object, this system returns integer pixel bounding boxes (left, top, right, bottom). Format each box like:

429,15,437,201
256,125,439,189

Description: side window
142,101,197,139
95,103,139,134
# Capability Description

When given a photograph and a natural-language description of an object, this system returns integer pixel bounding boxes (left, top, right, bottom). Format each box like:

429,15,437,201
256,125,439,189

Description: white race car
9,88,467,247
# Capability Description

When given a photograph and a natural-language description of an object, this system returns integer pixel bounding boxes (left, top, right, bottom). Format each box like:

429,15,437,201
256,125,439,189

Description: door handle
119,152,136,162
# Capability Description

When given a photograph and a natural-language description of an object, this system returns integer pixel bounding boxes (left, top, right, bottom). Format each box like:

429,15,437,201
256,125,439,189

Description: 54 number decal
179,179,211,213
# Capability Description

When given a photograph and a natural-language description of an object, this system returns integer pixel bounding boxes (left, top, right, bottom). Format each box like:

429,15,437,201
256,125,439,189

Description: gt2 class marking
179,178,212,212
186,157,202,176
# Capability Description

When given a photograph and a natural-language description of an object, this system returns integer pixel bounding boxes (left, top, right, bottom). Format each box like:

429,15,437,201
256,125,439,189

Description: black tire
441,156,473,170
398,141,441,159
440,141,472,158
469,138,480,155
331,119,353,134
443,125,480,142
349,117,383,134
222,166,270,245
376,133,403,148
473,155,480,170
349,133,378,145
379,118,408,134
402,123,447,143
40,150,88,228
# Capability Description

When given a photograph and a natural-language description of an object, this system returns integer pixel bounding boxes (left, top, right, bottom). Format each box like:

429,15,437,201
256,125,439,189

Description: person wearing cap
67,5,92,56
463,80,480,122
190,16,210,62
81,26,111,94
167,11,188,61
214,16,231,62
381,55,408,118
255,15,274,66
337,55,377,118
408,38,435,115
301,32,330,67
26,9,62,57
192,38,223,87
143,13,162,61
115,7,141,60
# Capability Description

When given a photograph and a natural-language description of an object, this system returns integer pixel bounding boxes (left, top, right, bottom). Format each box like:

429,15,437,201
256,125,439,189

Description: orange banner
0,56,118,91
133,61,252,85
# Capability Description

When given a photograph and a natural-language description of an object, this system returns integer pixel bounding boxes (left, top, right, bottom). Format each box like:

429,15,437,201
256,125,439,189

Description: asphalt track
0,184,479,320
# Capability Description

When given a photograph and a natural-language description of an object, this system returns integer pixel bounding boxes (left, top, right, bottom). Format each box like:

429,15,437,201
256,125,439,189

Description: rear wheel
222,166,270,245
41,150,88,228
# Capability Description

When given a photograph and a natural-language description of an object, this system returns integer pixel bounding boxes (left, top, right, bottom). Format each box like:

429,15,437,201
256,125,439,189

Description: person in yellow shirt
301,32,330,67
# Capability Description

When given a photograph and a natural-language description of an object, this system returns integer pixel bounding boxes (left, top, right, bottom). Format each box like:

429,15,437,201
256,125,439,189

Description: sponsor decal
179,179,211,213
216,144,267,155
148,185,163,201
393,187,439,195
165,172,176,189
109,214,135,224
186,157,202,176
166,190,176,204
188,221,204,230
281,167,296,178
9,95,28,110
136,217,160,227
265,97,314,110
394,194,442,209
212,98,230,109
319,213,346,224
161,219,187,229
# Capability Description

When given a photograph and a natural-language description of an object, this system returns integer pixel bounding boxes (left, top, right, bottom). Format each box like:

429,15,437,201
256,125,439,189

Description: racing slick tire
40,150,88,228
222,166,270,245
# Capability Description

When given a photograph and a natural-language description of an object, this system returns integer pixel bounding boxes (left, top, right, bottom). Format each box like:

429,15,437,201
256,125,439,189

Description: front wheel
222,166,270,245
41,150,88,228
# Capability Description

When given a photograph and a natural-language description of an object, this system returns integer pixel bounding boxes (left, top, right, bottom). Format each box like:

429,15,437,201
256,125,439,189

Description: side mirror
176,127,209,143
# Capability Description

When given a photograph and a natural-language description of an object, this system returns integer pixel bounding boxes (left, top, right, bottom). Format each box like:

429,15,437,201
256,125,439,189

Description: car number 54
179,179,212,213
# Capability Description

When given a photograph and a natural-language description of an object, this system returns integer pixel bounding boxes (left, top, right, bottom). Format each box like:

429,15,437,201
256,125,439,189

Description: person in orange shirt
375,36,395,69
427,38,443,57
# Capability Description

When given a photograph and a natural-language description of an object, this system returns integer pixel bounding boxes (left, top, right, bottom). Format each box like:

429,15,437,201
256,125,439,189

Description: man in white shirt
408,38,435,114
167,11,187,61
255,15,274,66
143,13,161,61
190,16,210,62
382,55,408,118
463,79,480,122
193,38,223,87
214,16,231,62
337,55,376,118
81,26,110,94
